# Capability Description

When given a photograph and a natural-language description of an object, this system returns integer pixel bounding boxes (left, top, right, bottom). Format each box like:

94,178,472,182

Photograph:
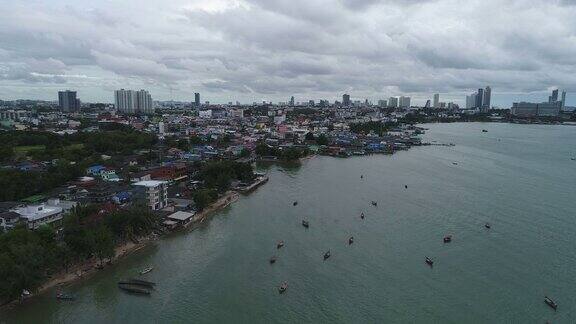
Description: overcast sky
1,0,575,106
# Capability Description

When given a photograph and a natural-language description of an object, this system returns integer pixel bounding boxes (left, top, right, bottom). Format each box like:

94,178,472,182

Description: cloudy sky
1,0,575,106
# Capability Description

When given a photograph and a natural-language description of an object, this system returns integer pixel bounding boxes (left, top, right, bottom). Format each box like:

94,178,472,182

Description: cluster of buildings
511,89,568,118
465,86,492,112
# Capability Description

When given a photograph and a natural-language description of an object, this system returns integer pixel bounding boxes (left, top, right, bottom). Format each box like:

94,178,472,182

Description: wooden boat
426,257,434,266
293,201,298,206
140,267,153,275
371,201,377,206
56,292,75,301
360,212,365,219
443,235,452,243
302,220,309,228
405,185,408,189
126,279,156,287
117,283,151,295
482,129,488,133
544,296,558,310
269,256,277,264
277,241,285,249
452,162,458,165
323,250,331,260
278,282,288,294
348,236,354,245
485,223,491,229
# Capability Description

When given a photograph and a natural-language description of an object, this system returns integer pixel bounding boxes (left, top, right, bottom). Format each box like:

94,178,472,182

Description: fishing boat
278,282,288,294
293,201,298,206
443,235,452,243
140,267,153,275
56,292,75,301
371,201,377,206
126,278,156,287
323,250,331,260
425,257,434,266
302,220,309,228
360,212,365,219
482,129,488,133
269,256,277,264
405,185,408,189
452,162,458,165
348,236,354,245
117,283,151,295
277,241,285,249
485,223,491,229
544,296,558,310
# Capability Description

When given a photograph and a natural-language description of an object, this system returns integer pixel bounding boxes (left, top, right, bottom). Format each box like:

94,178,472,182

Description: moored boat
293,201,298,206
323,250,331,260
118,283,151,295
348,236,354,245
125,279,156,287
277,240,285,249
371,201,377,206
443,235,452,243
544,296,558,310
140,266,153,275
426,257,434,266
278,282,288,294
485,223,491,229
269,256,277,264
302,220,309,228
360,212,365,219
56,292,75,301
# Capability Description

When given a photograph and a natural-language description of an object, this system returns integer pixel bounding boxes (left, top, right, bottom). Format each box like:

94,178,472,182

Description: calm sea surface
2,122,576,323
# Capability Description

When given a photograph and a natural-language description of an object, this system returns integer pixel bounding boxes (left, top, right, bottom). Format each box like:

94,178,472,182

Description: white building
433,94,440,108
115,89,153,114
133,180,168,211
466,93,477,109
399,96,411,108
13,199,76,230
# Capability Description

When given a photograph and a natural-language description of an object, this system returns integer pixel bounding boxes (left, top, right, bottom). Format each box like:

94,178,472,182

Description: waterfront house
132,180,168,211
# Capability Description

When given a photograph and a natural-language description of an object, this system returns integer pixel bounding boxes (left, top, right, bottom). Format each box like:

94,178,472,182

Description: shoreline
2,188,249,309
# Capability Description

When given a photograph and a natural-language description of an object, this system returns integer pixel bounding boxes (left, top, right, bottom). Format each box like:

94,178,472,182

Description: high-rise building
433,94,440,108
476,88,484,108
388,97,398,108
378,99,387,107
58,90,81,112
194,93,200,107
482,86,491,111
561,91,567,109
342,94,351,106
115,89,153,114
425,100,431,108
399,96,411,108
466,93,477,109
289,96,295,106
549,89,559,103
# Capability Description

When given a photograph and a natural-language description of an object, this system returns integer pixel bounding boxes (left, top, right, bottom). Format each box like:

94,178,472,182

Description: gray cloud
0,0,576,106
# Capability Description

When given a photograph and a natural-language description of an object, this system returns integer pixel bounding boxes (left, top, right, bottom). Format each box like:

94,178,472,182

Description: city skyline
2,1,576,106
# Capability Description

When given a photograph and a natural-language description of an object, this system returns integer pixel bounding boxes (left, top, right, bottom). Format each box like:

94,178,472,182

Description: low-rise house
87,165,106,176
12,199,77,230
0,211,21,231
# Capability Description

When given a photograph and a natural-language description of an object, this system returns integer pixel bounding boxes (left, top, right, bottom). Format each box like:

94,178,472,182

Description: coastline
2,188,248,309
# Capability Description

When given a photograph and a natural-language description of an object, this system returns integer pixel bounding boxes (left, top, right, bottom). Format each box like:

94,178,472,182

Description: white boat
140,267,153,275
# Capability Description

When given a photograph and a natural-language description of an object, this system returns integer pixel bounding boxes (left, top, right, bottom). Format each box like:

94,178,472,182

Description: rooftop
133,180,167,188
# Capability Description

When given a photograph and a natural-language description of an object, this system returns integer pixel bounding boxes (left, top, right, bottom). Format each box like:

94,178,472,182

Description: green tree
91,226,115,266
193,189,218,210
316,134,329,146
